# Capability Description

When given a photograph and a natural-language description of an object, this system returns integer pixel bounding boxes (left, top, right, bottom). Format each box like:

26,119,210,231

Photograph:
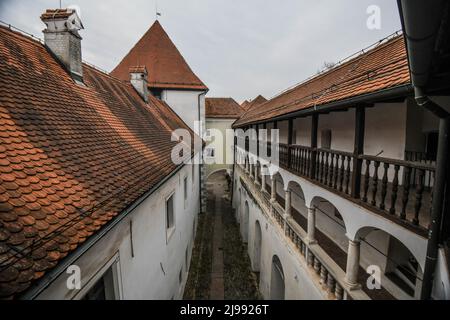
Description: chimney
40,9,84,83
130,66,149,103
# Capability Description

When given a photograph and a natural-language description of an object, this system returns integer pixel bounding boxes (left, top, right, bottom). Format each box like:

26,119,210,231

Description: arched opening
270,255,285,300
253,220,262,272
272,172,285,208
286,181,307,232
242,201,250,243
355,227,424,300
255,161,262,185
309,196,348,261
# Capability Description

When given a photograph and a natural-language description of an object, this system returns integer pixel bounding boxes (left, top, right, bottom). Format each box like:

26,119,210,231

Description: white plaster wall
161,90,205,131
36,163,200,300
205,118,235,178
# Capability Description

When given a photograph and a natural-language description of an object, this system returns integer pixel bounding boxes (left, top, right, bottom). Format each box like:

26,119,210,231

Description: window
321,130,332,149
179,269,183,284
184,176,188,205
205,147,215,158
82,266,117,300
166,194,175,240
192,164,195,186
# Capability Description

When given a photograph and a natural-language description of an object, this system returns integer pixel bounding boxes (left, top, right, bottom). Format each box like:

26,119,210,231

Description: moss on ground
223,208,262,300
183,212,214,300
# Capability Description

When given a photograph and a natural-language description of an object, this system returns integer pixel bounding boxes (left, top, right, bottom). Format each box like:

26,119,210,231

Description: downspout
417,89,450,299
197,89,208,214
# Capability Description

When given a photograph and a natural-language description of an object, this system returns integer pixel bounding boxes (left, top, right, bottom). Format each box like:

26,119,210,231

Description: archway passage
270,255,285,300
253,221,262,272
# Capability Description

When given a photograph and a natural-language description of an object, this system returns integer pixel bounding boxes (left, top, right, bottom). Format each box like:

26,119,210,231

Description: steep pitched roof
0,25,194,299
241,100,250,110
242,95,267,111
111,21,207,91
234,34,410,127
205,98,243,119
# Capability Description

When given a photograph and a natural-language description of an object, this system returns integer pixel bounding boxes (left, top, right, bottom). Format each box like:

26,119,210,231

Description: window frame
165,192,176,242
74,253,122,300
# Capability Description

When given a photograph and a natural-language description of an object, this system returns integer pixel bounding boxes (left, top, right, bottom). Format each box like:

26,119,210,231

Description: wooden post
310,114,319,179
351,106,366,199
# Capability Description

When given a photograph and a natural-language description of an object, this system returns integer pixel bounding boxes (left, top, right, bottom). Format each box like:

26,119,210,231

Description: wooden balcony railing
238,140,436,232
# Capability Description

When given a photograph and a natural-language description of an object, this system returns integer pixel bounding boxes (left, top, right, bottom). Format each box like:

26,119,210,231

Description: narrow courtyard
184,171,261,300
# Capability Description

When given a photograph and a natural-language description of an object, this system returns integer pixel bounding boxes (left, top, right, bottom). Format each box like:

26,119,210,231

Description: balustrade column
271,177,276,202
285,190,292,217
344,239,361,290
249,163,254,179
307,207,317,244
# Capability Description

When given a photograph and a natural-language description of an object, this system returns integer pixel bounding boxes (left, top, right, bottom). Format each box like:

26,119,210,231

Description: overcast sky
0,0,402,102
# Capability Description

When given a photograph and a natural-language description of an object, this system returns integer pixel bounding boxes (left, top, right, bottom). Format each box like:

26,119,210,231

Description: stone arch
206,168,228,181
271,172,286,208
309,196,349,268
255,161,262,184
286,180,308,231
354,226,424,299
270,255,285,300
253,220,262,272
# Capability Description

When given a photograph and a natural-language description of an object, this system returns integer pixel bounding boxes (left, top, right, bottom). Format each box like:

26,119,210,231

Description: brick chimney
41,8,84,83
130,66,149,103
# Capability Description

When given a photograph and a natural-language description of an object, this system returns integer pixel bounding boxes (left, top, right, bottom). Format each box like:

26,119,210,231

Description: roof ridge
268,31,404,102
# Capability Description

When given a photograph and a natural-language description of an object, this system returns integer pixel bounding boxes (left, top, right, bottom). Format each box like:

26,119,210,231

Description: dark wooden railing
359,155,435,227
238,139,435,231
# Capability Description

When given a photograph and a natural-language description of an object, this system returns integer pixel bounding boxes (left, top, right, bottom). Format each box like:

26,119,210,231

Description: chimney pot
41,8,84,83
130,66,149,103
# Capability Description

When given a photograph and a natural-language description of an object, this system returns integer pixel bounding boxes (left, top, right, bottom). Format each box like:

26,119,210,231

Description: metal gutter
20,161,189,300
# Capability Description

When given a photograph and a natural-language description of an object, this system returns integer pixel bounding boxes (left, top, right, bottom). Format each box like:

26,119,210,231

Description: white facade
36,163,200,300
161,90,206,132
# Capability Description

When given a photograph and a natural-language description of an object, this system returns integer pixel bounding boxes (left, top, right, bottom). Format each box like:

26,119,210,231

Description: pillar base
343,281,361,291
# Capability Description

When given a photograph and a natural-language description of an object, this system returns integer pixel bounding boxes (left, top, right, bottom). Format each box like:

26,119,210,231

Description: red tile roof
241,95,267,111
205,98,243,119
0,25,194,299
111,21,207,91
234,34,410,127
241,100,250,109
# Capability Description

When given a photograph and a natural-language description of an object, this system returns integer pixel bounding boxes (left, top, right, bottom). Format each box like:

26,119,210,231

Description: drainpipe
420,113,450,299
197,90,208,214
415,86,450,299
